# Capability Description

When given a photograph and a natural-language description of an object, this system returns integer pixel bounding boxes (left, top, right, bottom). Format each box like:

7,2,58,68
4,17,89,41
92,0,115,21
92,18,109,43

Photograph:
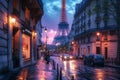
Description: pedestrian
46,51,50,64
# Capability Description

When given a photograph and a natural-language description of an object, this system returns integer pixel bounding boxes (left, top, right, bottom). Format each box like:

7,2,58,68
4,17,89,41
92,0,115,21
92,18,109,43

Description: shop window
22,34,30,60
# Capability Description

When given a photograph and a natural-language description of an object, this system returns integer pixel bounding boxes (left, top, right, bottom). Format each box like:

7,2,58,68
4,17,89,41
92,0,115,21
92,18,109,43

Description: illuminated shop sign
22,29,32,34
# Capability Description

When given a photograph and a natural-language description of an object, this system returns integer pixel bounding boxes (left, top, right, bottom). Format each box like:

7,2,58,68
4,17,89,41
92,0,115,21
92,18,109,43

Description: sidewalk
8,59,57,80
105,63,120,69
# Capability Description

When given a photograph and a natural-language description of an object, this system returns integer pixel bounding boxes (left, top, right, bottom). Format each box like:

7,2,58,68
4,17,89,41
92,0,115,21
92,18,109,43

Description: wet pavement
9,59,56,80
52,56,120,80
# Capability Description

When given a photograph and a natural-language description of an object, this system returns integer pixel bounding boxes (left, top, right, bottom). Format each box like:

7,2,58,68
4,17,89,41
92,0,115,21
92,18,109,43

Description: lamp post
8,16,16,69
32,29,37,60
96,32,101,54
71,41,75,56
44,27,48,52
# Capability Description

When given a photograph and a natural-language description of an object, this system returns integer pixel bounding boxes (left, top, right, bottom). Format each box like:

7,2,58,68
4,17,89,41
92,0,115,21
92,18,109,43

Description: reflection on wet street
52,57,120,80
14,60,55,80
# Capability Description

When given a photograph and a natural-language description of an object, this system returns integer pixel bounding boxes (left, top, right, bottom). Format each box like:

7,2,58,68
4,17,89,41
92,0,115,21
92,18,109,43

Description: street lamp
96,32,100,36
72,41,75,45
96,32,100,41
44,28,47,33
44,27,48,52
96,32,102,54
32,30,37,39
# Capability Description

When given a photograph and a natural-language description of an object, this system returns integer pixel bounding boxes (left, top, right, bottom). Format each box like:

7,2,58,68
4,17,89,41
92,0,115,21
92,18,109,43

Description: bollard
71,75,74,80
59,67,62,80
53,60,55,70
57,63,59,80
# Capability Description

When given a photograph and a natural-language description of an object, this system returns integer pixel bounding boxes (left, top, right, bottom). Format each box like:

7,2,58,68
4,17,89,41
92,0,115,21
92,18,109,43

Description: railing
74,26,118,39
105,58,118,65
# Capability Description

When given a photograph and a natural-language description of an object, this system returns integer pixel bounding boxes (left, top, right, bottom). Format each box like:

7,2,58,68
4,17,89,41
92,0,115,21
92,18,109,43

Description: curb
105,64,120,69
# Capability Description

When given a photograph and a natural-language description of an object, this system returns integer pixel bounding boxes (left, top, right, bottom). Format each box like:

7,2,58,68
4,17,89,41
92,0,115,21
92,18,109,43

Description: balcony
74,25,118,40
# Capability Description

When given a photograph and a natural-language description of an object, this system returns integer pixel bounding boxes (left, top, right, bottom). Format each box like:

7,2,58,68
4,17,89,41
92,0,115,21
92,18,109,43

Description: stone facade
0,0,43,73
71,0,118,60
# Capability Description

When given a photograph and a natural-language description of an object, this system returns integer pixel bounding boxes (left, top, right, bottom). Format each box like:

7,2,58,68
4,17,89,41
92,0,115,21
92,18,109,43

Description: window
104,47,108,59
13,0,19,11
88,46,90,54
25,7,30,25
104,34,108,40
96,47,101,54
22,34,31,60
88,36,90,42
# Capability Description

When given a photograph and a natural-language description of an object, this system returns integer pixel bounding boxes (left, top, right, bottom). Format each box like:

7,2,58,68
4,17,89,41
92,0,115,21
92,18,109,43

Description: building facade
0,0,43,73
71,0,118,60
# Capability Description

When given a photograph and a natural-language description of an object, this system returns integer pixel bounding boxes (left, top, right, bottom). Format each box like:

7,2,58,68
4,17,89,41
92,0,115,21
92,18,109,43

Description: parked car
60,54,74,60
83,54,104,66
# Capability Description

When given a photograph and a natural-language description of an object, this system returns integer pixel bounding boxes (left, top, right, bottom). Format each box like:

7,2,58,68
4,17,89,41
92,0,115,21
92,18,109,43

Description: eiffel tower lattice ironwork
53,0,69,45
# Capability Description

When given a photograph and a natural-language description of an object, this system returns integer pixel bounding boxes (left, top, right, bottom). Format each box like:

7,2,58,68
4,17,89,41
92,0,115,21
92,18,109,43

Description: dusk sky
41,0,82,44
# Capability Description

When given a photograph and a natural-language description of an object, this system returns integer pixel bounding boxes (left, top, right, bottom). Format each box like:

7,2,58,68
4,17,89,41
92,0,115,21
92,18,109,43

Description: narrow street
52,56,120,80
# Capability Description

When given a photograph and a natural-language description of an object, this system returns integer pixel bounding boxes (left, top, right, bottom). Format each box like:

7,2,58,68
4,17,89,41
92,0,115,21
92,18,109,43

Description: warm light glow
96,32,100,36
69,60,76,74
64,56,67,59
42,29,57,44
32,31,37,37
22,34,30,59
70,56,73,59
35,32,37,36
96,69,105,80
10,17,16,23
63,61,67,71
72,41,74,44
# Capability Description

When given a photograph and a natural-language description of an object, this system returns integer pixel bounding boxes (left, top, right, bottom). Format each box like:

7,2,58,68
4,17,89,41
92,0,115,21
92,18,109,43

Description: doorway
96,47,101,54
105,47,108,59
12,30,20,68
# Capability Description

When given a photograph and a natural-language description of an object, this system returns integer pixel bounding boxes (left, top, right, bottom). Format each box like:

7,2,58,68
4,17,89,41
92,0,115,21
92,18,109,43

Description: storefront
22,34,31,61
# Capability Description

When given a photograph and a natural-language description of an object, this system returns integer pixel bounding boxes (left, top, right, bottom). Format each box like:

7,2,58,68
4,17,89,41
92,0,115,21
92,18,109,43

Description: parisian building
0,0,43,73
71,0,118,60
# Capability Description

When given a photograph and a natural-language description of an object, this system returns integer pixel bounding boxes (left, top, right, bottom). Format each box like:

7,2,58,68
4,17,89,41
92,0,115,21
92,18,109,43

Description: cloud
42,29,57,44
42,0,82,44
43,0,81,15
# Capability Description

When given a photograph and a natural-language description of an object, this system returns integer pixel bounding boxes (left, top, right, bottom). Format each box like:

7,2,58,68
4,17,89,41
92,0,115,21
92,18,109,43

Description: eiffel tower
53,0,69,45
